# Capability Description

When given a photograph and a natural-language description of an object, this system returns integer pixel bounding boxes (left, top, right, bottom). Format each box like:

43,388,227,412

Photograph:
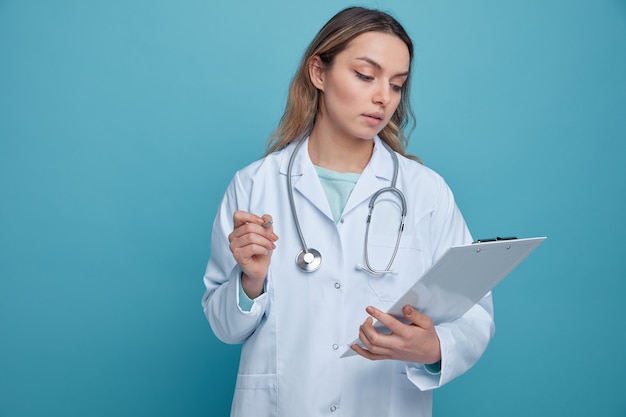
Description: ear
308,55,325,91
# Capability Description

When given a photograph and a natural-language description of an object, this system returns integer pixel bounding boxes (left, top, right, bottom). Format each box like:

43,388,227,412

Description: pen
262,220,274,228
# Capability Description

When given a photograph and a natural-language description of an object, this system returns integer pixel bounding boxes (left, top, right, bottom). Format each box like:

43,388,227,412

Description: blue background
1,0,624,416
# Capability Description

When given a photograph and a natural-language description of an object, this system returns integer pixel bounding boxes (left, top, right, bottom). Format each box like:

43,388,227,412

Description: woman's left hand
351,305,441,364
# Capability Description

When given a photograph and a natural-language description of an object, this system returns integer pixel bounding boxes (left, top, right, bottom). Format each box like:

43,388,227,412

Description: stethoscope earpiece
355,264,399,276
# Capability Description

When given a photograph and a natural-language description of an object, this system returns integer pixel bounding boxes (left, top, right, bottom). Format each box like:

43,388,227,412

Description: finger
260,214,273,227
230,232,276,254
231,242,274,265
358,324,393,357
402,305,434,329
365,306,406,334
233,210,264,229
260,214,279,241
229,224,273,243
350,343,390,361
358,317,394,355
358,317,377,347
232,211,279,241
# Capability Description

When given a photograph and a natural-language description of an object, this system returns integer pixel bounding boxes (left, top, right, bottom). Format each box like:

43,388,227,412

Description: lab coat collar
279,137,335,221
343,136,395,215
278,136,395,220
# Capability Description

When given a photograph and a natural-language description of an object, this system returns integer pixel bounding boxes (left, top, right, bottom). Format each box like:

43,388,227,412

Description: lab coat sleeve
201,172,269,344
406,176,496,390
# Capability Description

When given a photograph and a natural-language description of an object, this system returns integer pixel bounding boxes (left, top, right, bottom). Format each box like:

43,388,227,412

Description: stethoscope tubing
286,138,312,254
286,137,406,274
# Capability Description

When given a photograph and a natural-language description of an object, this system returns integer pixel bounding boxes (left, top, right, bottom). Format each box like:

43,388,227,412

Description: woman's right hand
228,210,279,299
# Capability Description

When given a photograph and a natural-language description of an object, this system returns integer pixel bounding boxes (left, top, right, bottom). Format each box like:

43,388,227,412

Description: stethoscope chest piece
296,249,322,272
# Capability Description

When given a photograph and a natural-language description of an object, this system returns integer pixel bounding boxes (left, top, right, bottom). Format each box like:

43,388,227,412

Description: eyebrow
356,56,409,78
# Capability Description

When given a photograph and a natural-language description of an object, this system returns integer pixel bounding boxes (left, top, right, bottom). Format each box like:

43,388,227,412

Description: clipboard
341,236,546,358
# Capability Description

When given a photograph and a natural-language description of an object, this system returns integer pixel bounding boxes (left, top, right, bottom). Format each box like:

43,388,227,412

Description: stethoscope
287,137,407,274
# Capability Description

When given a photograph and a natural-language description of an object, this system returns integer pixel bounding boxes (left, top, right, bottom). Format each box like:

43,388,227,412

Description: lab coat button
334,282,341,289
330,405,337,412
332,344,339,350
340,218,344,223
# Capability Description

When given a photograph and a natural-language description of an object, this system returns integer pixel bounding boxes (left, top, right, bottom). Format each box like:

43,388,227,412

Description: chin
356,130,382,141
350,129,380,141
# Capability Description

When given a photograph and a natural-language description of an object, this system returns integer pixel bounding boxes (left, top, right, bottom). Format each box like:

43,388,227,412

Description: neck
307,125,374,174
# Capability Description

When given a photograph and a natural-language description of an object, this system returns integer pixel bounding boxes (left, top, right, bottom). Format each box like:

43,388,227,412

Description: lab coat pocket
366,235,424,302
232,373,277,416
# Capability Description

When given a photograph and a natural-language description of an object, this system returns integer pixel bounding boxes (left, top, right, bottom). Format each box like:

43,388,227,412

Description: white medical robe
202,136,495,417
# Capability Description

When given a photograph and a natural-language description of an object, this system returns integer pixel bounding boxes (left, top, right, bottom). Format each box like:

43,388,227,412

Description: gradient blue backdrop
1,1,624,416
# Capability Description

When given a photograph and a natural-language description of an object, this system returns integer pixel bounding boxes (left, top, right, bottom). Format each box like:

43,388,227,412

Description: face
310,31,410,143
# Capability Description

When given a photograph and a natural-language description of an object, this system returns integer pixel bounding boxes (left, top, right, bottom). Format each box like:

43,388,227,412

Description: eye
391,84,403,93
355,71,374,81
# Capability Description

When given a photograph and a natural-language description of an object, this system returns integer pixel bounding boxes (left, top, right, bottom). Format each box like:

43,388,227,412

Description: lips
364,112,384,120
362,112,385,127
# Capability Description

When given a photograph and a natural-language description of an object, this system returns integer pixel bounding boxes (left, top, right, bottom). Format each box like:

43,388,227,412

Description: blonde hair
266,7,419,162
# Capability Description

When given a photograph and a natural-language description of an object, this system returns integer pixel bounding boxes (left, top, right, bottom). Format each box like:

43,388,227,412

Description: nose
373,83,391,106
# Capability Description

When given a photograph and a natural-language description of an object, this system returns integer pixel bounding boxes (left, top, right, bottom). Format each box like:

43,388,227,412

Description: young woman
202,7,494,417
